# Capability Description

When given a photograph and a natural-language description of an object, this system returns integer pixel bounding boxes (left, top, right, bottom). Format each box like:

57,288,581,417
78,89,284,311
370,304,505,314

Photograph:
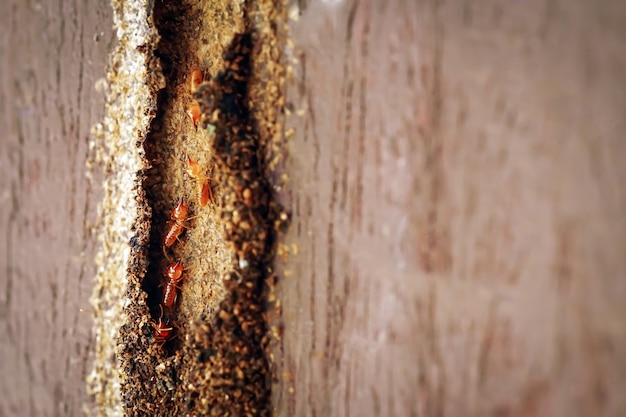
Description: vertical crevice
117,1,287,416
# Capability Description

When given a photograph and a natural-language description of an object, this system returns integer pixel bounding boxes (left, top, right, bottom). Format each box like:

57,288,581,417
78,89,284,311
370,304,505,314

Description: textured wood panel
0,0,113,415
2,0,626,416
272,0,626,415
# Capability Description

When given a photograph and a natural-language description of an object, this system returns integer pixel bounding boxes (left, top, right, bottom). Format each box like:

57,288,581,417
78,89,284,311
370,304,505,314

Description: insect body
186,69,204,128
163,200,189,247
190,68,203,93
162,262,185,308
186,156,212,207
186,101,201,128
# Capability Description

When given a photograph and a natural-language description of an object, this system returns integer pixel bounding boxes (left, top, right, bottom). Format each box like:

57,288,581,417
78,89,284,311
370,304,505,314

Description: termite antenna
162,245,174,263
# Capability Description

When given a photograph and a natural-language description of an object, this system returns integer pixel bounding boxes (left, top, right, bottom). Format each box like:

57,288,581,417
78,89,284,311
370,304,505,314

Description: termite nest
116,0,288,415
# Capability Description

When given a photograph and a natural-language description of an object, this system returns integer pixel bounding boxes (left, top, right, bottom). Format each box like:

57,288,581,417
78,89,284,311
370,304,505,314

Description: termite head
186,101,201,127
152,318,172,337
152,319,173,343
151,306,173,344
166,262,184,282
190,68,204,93
185,155,202,178
171,200,188,221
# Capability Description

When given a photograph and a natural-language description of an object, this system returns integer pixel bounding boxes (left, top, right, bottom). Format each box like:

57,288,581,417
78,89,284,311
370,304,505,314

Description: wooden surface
1,0,625,416
272,0,626,416
0,0,113,415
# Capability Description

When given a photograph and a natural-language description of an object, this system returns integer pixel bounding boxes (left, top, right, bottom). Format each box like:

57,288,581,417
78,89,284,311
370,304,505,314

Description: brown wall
0,0,113,415
1,0,625,416
271,0,626,416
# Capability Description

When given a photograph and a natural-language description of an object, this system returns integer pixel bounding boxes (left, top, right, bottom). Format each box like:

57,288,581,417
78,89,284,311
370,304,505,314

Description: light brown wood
272,0,626,415
0,0,113,415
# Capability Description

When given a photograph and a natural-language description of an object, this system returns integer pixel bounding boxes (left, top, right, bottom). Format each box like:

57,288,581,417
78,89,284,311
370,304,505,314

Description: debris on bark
89,0,289,415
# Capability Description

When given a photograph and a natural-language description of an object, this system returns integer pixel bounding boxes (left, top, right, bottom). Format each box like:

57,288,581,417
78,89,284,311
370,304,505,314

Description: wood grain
0,0,113,415
1,0,626,416
272,0,626,416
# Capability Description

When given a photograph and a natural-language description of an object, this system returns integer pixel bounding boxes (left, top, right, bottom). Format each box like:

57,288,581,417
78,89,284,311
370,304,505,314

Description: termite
186,69,204,128
190,68,203,93
186,101,201,128
151,306,173,345
163,200,190,247
161,262,185,308
186,155,212,207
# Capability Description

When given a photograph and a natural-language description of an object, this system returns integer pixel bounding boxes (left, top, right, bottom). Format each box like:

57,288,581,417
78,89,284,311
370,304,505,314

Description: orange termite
163,200,189,247
190,68,203,93
186,69,204,128
186,155,212,207
186,101,201,128
162,262,185,308
151,306,173,345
